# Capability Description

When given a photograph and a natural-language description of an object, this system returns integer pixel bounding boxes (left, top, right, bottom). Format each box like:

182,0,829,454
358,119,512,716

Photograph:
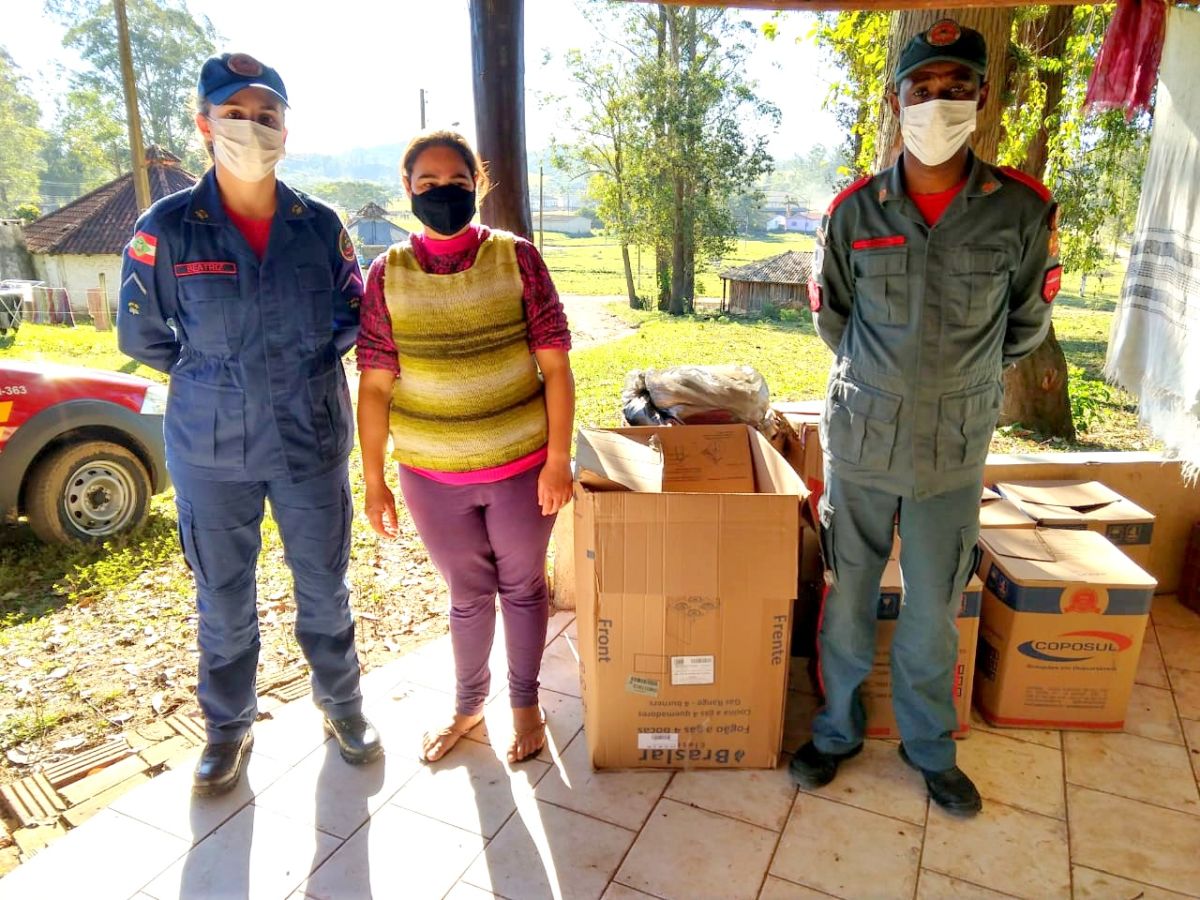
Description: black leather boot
193,731,253,797
899,744,982,816
788,740,863,788
324,713,383,765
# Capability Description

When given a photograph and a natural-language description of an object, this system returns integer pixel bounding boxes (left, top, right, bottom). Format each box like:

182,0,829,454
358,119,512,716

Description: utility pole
538,164,544,254
419,89,426,130
114,0,150,213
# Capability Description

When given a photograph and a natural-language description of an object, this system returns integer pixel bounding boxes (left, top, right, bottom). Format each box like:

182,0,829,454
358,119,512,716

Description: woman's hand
365,481,399,538
537,456,573,517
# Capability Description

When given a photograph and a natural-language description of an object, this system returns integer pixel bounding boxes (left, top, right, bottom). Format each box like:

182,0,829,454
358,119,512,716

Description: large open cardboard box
573,424,805,769
974,528,1156,730
995,481,1155,567
863,562,982,739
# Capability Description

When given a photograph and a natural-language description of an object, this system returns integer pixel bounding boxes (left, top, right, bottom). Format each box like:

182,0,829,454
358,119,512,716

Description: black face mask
411,184,477,236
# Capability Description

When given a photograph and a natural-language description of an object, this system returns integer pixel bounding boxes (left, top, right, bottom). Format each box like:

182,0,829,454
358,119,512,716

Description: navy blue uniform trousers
173,461,362,742
813,472,982,772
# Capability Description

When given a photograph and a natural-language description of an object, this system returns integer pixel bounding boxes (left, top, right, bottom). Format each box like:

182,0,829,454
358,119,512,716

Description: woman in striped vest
357,131,575,764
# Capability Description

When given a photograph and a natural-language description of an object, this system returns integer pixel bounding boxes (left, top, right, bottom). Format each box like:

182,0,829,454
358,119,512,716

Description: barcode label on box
626,675,660,697
671,655,715,685
637,732,679,750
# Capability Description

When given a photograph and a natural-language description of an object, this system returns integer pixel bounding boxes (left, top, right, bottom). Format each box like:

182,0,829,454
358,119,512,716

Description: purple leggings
397,465,555,714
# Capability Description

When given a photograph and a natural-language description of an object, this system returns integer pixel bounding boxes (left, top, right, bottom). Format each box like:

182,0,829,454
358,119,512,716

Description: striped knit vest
384,231,548,471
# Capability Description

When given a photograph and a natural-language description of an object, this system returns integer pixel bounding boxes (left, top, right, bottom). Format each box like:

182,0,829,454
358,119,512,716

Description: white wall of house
539,215,593,237
32,253,123,315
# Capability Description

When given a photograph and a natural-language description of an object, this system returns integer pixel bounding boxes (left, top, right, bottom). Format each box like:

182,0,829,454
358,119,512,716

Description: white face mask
207,117,286,182
899,99,978,167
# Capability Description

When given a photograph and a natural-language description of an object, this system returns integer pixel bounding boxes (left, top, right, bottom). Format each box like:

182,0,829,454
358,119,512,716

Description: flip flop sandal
420,723,474,764
507,713,547,764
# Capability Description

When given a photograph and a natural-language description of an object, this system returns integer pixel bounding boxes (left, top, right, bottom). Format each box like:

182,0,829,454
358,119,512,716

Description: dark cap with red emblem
198,52,289,107
894,19,988,85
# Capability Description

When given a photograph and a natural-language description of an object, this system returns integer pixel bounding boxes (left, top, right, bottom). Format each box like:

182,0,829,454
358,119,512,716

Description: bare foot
508,705,546,764
420,711,483,764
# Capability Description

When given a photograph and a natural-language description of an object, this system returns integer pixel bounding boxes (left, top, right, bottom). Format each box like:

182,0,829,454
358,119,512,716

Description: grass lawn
540,231,814,298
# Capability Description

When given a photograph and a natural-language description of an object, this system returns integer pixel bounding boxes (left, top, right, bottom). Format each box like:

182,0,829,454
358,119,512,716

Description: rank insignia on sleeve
195,208,209,220
339,229,356,262
1042,265,1062,303
126,301,140,316
128,231,157,265
292,203,304,216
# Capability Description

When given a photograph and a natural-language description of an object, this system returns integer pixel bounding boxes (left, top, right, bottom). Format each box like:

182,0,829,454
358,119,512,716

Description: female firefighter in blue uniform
117,53,381,796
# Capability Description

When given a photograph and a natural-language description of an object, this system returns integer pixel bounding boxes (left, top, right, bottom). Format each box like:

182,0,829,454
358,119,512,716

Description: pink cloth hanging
1085,0,1169,120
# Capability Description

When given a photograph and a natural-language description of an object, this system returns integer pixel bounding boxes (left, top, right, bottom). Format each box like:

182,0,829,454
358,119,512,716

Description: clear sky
6,0,842,161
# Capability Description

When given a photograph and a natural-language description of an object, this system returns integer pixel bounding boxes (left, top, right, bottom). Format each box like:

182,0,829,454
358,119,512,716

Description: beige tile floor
2,599,1199,900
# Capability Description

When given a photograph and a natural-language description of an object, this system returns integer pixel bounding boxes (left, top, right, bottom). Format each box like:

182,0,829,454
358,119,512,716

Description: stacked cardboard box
995,481,1155,567
862,558,982,739
980,486,1036,529
573,424,806,769
974,528,1156,730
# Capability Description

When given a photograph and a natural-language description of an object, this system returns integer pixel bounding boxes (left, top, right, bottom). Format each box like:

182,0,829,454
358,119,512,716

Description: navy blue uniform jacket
117,169,364,483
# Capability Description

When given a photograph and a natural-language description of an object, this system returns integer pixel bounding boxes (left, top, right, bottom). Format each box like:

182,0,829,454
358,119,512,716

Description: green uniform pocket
852,249,909,326
825,377,902,470
936,382,1002,471
948,247,1009,326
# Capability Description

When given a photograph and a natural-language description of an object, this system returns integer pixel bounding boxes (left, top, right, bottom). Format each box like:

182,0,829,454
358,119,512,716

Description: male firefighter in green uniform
791,20,1060,815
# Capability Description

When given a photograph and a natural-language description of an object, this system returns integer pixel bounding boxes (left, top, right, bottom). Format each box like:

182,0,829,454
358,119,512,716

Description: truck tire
26,441,151,544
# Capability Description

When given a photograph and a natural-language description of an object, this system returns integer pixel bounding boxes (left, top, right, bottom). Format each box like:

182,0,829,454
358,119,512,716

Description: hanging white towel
1105,6,1200,479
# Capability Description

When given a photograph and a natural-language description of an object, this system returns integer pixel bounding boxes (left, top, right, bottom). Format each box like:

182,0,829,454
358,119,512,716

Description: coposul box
573,424,805,769
995,481,1155,567
974,528,1156,730
862,560,982,739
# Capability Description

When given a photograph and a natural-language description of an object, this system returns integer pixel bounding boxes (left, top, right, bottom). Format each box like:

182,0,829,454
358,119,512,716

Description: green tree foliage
553,48,643,305
41,88,129,207
0,48,48,215
565,2,778,314
809,12,889,181
46,0,218,159
307,180,392,213
15,203,42,224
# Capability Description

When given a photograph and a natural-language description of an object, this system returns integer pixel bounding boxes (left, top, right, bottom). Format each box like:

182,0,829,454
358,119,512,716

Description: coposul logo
1018,630,1133,662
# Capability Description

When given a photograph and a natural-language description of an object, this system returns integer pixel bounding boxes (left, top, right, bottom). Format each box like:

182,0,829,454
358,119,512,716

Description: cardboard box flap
577,426,765,495
979,528,1158,589
577,430,665,493
997,480,1124,513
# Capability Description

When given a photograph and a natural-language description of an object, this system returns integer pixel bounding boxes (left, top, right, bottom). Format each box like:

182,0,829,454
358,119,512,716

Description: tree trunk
1000,5,1075,439
469,0,533,238
998,327,1074,438
1017,6,1072,181
670,175,687,315
656,246,670,311
876,8,1015,170
621,243,638,307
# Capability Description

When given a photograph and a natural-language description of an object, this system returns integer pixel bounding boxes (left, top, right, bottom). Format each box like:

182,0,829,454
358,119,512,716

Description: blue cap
198,52,288,107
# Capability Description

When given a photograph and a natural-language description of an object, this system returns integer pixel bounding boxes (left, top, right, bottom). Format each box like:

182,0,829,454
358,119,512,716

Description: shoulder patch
826,175,873,217
128,231,157,265
998,166,1052,203
339,228,356,262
